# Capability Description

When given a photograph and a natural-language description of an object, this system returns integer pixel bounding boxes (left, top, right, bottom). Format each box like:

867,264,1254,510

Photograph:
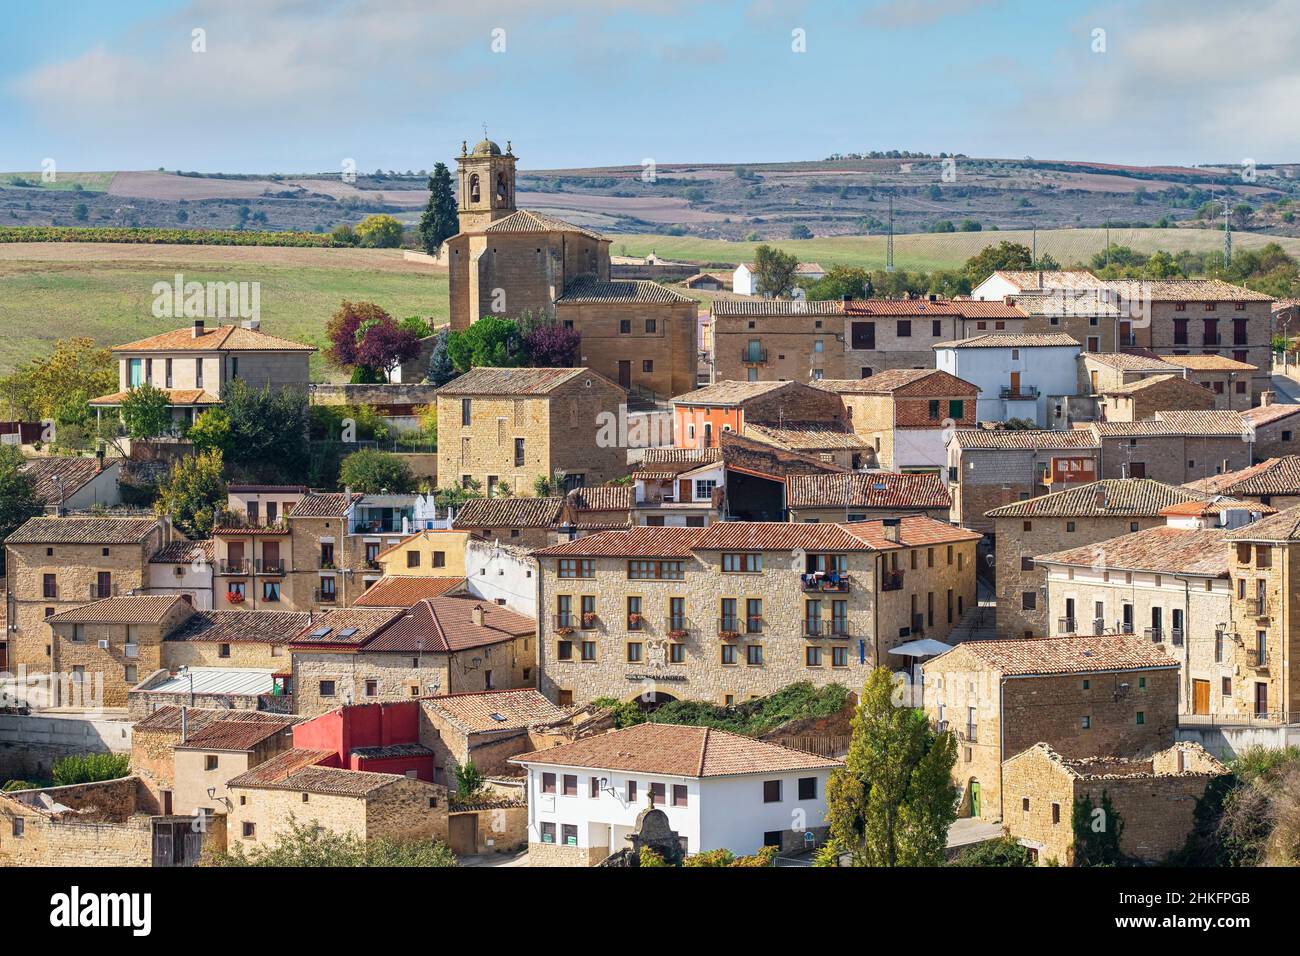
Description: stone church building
446,137,698,401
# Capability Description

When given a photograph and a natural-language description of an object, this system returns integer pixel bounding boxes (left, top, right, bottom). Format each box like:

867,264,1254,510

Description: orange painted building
670,380,845,450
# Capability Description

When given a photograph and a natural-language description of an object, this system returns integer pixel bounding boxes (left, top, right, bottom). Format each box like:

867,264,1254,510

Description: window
627,780,638,803
562,774,578,796
746,598,763,633
1052,802,1061,825
721,644,738,665
650,782,666,806
645,318,657,333
1136,711,1145,725
1081,716,1091,729
219,643,231,659
619,319,631,334
746,644,764,666
672,784,688,807
11,818,23,838
831,646,848,668
627,560,684,580
928,399,941,420
669,643,685,663
626,642,642,662
542,772,556,794
557,640,573,660
897,320,911,337
948,399,964,419
694,479,717,501
1222,677,1232,696
124,664,137,684
242,822,255,839
642,360,654,373
722,553,761,573
407,550,420,568
806,646,823,666
205,755,218,771
557,558,594,578
540,822,556,843
1020,556,1035,571
42,574,56,599
763,780,782,803
626,595,642,630
461,398,472,426
1022,798,1030,814
262,581,280,602
562,824,578,846
798,777,817,800
365,679,378,697
1022,592,1036,610
581,641,596,661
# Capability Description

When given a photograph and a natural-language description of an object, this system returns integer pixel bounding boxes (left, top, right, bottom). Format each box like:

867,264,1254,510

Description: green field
0,248,446,377
0,172,116,192
609,227,1300,272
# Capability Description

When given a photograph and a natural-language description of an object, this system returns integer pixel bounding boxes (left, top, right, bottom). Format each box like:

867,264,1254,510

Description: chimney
180,705,188,744
241,318,261,331
1261,390,1275,407
1095,486,1108,510
471,604,485,627
883,517,901,543
192,319,204,338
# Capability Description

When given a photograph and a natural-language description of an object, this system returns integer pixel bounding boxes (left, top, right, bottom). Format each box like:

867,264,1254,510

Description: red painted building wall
292,701,432,781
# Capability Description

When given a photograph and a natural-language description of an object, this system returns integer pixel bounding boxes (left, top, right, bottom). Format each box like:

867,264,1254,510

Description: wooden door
1193,679,1210,715
449,814,478,856
1009,372,1021,396
618,360,631,388
969,781,980,817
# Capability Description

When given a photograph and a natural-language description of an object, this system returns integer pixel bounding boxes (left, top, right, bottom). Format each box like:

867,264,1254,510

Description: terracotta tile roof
1083,352,1178,371
423,688,569,735
1100,373,1192,395
929,634,1179,677
1008,290,1122,317
1036,525,1230,576
6,515,160,545
813,369,978,396
353,576,467,607
558,277,693,305
89,388,221,407
289,492,362,518
1186,456,1300,497
18,457,108,504
1158,498,1275,517
535,526,702,558
175,717,296,752
842,298,961,316
112,324,316,353
744,420,871,451
670,380,795,406
934,332,1080,349
946,300,1029,318
633,447,723,479
1101,278,1274,302
132,706,293,735
841,515,983,549
48,594,186,624
150,539,214,564
718,431,848,478
951,429,1099,451
1243,404,1300,427
351,743,433,760
436,366,620,396
510,723,842,777
1092,410,1248,438
1226,504,1300,541
482,209,607,241
225,748,409,795
455,496,564,529
363,596,533,653
693,521,877,552
1157,354,1258,372
565,485,635,512
165,610,311,644
292,607,403,647
985,270,1107,291
986,479,1210,518
787,472,950,510
710,299,844,316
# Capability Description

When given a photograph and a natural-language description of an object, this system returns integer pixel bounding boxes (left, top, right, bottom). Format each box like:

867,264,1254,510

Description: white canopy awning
888,638,953,658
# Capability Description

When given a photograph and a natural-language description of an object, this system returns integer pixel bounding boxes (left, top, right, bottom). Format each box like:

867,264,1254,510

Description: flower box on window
226,591,245,604
555,625,575,636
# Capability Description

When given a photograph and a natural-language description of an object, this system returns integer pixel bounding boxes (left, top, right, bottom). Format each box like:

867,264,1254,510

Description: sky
2,0,1298,173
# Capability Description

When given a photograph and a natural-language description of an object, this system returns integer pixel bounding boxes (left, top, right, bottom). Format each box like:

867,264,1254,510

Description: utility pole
1032,225,1037,266
1105,218,1110,267
886,195,895,273
1222,198,1233,268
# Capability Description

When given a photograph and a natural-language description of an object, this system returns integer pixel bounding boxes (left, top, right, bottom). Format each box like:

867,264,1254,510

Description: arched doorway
624,689,678,712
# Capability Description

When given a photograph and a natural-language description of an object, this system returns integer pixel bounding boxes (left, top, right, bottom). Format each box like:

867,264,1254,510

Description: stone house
986,478,1229,639
814,370,979,472
88,319,314,432
452,488,634,548
710,299,846,383
46,595,196,708
171,714,299,820
922,635,1180,822
1034,516,1268,719
225,747,448,849
463,538,538,618
19,456,122,513
669,380,847,451
785,472,951,523
373,528,472,579
946,428,1101,535
420,688,569,780
1079,350,1256,412
290,596,536,717
1002,741,1227,865
160,609,309,673
3,515,171,693
841,297,1026,380
533,516,980,707
435,366,627,495
1089,410,1253,484
1224,506,1300,722
934,332,1081,427
145,539,214,610
510,722,841,864
1097,374,1217,423
1242,404,1300,461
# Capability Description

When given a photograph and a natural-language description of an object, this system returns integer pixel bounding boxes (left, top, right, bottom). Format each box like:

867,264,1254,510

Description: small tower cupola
455,129,517,234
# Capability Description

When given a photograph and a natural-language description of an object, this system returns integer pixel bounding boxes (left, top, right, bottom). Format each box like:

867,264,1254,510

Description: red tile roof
929,634,1178,677
423,689,569,734
353,576,467,607
1186,457,1300,497
787,472,950,510
18,457,109,504
175,717,297,752
1036,526,1230,576
511,723,842,777
49,595,186,624
112,324,315,353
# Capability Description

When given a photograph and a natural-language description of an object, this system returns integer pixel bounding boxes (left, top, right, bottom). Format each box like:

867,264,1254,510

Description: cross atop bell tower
456,132,517,234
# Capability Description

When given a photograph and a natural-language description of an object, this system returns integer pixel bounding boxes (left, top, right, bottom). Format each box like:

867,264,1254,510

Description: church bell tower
456,133,517,234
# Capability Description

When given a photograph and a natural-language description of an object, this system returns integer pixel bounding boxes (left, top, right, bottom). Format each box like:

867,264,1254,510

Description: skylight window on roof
309,627,332,638
489,713,507,722
338,627,359,639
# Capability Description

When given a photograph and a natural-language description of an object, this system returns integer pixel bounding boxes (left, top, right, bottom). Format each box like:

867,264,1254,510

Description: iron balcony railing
313,588,338,604
1058,617,1077,634
881,570,904,591
1247,647,1268,668
1247,598,1270,618
802,575,850,593
1145,626,1163,643
741,348,768,365
218,560,250,575
1000,386,1040,400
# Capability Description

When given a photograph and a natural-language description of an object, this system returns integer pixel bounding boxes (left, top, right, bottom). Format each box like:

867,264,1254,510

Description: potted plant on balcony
556,625,575,636
226,591,245,605
581,612,598,629
668,628,688,640
628,613,642,626
719,629,740,641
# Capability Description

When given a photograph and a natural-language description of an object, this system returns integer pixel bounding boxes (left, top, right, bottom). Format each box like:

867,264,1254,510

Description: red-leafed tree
523,322,581,368
326,301,420,381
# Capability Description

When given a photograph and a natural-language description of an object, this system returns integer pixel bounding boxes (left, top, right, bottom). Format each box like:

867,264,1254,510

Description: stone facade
1002,741,1226,865
1226,537,1298,721
946,439,1100,534
537,528,978,707
556,297,698,400
1095,432,1252,484
0,776,152,867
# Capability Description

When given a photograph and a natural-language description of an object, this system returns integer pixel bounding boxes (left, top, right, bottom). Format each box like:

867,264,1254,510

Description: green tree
829,667,959,866
789,224,813,240
355,213,404,248
51,752,130,786
187,408,233,456
455,761,485,798
155,449,227,538
949,836,1034,867
805,265,872,301
446,316,521,372
0,446,42,561
399,315,433,340
752,244,799,297
221,380,310,484
338,449,415,493
1072,790,1125,866
418,162,458,255
963,241,1034,286
207,818,458,867
120,383,173,439
72,202,89,222
425,327,456,385
0,337,116,426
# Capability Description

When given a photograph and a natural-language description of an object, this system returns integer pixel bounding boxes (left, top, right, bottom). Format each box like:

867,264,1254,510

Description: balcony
718,617,742,638
1145,627,1163,643
1000,386,1040,400
803,620,825,638
255,559,284,575
1247,647,1268,669
881,570,904,592
214,514,289,535
802,573,850,593
1119,333,1138,347
313,588,338,604
740,348,768,365
664,617,692,638
1170,628,1185,647
1247,598,1270,619
1058,616,1077,634
1116,621,1134,634
579,612,600,630
318,557,337,571
552,613,578,634
1092,618,1106,636
956,726,978,743
217,559,250,575
87,584,119,600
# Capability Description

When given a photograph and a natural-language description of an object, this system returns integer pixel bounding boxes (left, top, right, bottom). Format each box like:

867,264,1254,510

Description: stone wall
0,776,151,867
0,712,134,780
527,839,608,867
1098,435,1251,484
448,802,529,854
